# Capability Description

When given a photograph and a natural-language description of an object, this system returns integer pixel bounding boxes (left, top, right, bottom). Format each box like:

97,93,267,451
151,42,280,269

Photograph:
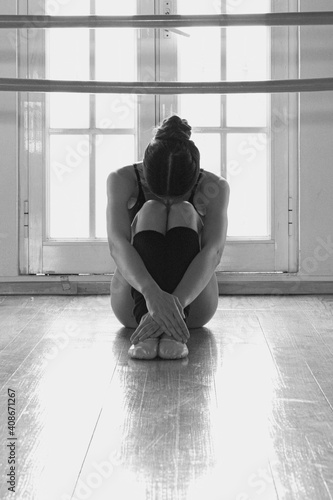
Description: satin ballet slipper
158,335,189,360
128,338,159,360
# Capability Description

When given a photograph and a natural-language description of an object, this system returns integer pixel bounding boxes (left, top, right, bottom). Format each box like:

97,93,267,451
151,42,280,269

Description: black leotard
128,163,203,223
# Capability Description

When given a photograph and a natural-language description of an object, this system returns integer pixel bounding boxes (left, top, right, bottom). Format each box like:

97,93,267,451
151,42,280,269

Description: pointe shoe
158,337,189,360
128,338,159,360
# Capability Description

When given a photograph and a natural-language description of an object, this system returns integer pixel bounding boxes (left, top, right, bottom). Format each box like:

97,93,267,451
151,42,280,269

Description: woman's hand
143,287,190,343
130,313,164,345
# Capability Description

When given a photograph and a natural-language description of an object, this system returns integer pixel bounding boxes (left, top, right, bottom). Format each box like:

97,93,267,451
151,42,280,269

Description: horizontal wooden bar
0,12,333,29
1,77,333,94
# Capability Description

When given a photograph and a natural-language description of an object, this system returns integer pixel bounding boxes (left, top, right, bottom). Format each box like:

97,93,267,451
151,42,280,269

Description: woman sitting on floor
106,115,229,360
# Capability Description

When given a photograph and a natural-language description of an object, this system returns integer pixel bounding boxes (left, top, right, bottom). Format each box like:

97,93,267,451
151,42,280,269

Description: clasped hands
130,289,190,345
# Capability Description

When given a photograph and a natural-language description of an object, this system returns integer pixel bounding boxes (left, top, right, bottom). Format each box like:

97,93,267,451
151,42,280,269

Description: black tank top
128,164,203,223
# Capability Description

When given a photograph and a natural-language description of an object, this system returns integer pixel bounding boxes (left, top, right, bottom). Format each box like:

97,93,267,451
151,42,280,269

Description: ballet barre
1,12,333,29
1,77,333,94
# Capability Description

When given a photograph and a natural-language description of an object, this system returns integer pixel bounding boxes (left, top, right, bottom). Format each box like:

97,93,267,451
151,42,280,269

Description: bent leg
165,202,201,296
111,201,218,331
110,269,137,328
186,275,219,328
131,200,168,324
132,199,168,236
159,202,202,359
167,200,203,234
128,201,169,359
166,202,218,327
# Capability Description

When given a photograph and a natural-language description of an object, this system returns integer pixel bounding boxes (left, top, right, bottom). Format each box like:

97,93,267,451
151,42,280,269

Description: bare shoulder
196,170,230,213
107,164,136,186
106,164,138,201
201,170,229,189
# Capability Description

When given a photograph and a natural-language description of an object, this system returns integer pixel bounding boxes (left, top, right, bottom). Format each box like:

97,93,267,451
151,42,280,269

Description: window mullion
221,0,227,179
89,0,96,239
137,0,157,158
158,0,177,120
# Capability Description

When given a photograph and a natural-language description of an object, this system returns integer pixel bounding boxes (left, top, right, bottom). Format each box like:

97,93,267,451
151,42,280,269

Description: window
48,1,137,240
177,0,271,239
21,0,297,274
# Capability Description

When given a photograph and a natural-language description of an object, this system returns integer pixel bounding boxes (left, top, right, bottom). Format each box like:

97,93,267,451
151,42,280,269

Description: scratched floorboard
0,295,332,500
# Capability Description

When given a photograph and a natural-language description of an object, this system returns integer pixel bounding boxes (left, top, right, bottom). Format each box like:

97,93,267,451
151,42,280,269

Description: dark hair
143,115,200,197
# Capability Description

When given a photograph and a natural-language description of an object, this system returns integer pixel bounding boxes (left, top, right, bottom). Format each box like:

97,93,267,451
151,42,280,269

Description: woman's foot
158,333,189,360
128,338,159,360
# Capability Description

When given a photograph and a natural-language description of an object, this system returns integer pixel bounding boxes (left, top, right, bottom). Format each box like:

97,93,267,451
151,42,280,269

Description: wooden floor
0,295,333,500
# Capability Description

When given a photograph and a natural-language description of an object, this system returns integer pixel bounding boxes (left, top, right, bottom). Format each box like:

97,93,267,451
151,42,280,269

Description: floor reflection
112,327,219,499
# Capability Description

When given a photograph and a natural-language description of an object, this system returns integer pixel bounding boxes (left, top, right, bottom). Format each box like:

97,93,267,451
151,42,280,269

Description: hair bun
154,115,192,142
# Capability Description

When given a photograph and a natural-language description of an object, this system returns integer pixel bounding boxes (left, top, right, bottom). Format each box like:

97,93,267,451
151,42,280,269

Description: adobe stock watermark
110,65,156,123
61,450,124,500
51,65,156,183
234,461,278,500
41,320,79,367
51,121,108,183
188,460,278,500
51,116,124,182
51,121,115,181
8,0,74,49
268,234,333,295
228,106,296,179
301,236,333,274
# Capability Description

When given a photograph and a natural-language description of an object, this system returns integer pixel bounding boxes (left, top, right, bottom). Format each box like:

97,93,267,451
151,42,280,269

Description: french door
20,0,297,275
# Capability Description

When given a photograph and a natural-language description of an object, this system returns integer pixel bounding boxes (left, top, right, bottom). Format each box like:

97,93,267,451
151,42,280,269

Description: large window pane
178,95,221,128
49,30,89,81
227,27,269,82
49,136,90,238
227,133,270,238
95,24,137,130
95,135,135,238
177,28,221,82
226,25,269,127
96,94,136,129
177,25,222,133
47,1,90,130
95,30,136,82
49,93,89,129
227,94,268,128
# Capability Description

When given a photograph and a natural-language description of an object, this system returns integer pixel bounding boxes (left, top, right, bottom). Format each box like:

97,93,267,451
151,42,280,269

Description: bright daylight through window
47,0,271,241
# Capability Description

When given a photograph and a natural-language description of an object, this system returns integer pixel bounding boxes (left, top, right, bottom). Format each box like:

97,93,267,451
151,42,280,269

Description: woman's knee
134,200,168,234
186,276,219,328
167,201,202,232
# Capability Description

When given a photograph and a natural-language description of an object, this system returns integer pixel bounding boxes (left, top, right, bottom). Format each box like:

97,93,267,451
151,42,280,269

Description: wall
299,1,333,277
0,1,18,276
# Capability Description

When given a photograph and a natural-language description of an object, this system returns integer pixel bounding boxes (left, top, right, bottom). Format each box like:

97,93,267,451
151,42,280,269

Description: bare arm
106,169,189,341
106,169,157,297
172,177,230,308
